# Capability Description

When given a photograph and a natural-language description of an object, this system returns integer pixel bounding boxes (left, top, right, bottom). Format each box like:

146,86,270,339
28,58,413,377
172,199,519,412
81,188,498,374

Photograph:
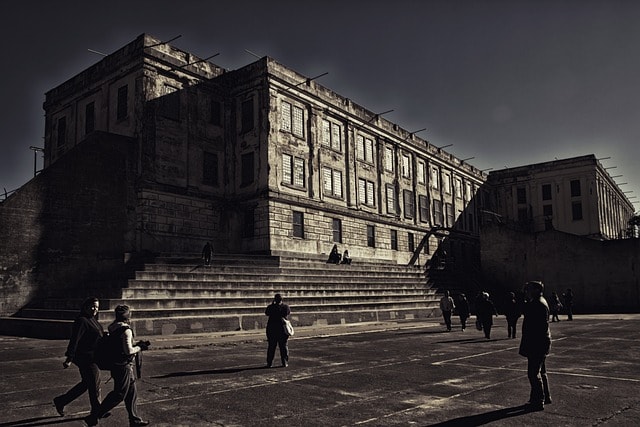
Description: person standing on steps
439,290,456,332
265,294,291,368
519,281,552,412
54,297,105,419
202,241,213,266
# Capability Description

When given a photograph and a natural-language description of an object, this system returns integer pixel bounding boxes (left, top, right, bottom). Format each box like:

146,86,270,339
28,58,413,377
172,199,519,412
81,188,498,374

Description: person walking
549,292,562,322
84,305,149,427
202,241,213,266
476,292,498,339
519,281,552,411
53,297,104,418
439,291,456,332
504,292,522,339
457,293,471,331
562,288,574,320
265,294,291,368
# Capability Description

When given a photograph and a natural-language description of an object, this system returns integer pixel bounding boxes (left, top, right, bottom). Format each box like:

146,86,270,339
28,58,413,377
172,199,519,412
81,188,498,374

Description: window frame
292,211,304,238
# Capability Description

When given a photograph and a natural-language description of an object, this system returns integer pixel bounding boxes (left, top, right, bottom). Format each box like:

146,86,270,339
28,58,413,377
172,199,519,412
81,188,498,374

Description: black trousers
526,354,550,404
95,363,142,422
266,334,289,366
57,362,101,415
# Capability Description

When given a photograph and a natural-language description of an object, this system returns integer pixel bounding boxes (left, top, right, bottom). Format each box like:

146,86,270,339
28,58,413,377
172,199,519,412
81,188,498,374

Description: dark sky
1,0,638,210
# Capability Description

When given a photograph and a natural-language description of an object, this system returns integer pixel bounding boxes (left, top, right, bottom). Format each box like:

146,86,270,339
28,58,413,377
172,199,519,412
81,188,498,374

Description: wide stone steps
0,255,440,339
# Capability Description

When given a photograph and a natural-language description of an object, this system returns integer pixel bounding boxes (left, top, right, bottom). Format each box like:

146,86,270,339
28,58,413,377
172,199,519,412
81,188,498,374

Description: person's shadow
152,365,269,378
0,415,84,426
426,404,529,426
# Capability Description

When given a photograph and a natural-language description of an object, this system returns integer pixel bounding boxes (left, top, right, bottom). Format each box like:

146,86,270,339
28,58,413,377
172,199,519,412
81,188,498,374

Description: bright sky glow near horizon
1,0,638,212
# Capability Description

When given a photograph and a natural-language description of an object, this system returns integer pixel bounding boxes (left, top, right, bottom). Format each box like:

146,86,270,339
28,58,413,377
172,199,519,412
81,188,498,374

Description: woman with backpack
53,297,104,418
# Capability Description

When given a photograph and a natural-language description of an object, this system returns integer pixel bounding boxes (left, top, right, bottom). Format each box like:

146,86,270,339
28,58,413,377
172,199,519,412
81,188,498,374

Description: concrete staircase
0,255,440,339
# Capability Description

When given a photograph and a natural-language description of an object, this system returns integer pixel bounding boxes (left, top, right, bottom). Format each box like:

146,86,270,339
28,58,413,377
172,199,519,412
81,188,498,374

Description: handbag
283,319,294,336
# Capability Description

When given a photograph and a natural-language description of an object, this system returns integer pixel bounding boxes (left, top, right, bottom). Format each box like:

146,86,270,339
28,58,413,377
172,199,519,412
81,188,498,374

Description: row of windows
280,100,474,197
291,212,438,252
517,180,582,205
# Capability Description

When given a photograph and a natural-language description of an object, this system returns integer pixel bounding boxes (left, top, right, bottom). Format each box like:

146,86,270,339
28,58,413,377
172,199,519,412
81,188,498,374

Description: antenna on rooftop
283,72,329,92
245,49,263,59
403,128,426,141
146,35,182,49
170,53,220,71
367,109,394,123
87,49,108,57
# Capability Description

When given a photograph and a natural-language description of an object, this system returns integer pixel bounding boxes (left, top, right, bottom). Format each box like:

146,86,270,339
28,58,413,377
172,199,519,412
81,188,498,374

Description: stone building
42,33,487,264
485,155,635,239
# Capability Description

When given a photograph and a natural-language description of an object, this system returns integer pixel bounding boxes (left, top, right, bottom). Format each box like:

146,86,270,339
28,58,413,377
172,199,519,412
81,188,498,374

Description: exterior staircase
0,254,440,339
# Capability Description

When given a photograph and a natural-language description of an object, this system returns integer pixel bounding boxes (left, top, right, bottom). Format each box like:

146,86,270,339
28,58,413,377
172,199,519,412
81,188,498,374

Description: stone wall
480,223,640,313
0,132,135,315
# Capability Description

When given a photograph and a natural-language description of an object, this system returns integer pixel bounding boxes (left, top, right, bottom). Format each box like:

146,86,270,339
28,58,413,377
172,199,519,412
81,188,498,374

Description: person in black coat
519,281,552,411
504,292,522,339
457,293,471,331
327,244,341,264
265,294,291,367
53,297,104,418
476,292,498,339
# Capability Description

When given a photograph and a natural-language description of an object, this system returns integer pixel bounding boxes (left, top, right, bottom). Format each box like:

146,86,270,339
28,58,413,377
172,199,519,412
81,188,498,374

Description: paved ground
1,314,639,426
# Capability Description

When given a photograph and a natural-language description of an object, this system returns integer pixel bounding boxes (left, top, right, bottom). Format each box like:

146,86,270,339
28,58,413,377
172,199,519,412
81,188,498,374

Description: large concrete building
42,33,487,264
486,155,635,239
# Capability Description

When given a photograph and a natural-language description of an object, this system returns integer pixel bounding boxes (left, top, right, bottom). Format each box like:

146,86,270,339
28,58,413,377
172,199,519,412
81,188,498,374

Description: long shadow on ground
152,365,271,378
426,405,530,426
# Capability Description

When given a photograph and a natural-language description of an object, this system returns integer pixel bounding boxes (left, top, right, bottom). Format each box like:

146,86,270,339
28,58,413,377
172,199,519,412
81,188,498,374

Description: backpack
93,325,130,370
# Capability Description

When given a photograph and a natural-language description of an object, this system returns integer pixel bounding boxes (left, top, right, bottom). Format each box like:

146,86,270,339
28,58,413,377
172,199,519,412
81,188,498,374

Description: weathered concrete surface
1,315,639,426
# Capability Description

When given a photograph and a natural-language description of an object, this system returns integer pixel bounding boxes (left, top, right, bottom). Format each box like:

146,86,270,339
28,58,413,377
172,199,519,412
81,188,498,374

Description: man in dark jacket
265,294,291,367
519,281,552,411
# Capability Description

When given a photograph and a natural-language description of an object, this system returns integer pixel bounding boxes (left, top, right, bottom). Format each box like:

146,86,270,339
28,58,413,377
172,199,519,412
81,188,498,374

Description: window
408,233,415,252
543,204,553,216
322,166,342,197
390,229,398,250
419,195,429,223
241,98,254,133
433,199,443,226
431,166,440,189
572,201,583,220
283,154,305,188
161,84,180,120
542,184,552,201
445,203,454,227
241,152,254,186
356,135,374,163
570,180,581,197
417,161,425,184
468,213,474,232
386,184,396,214
517,187,527,204
443,173,451,194
401,154,411,178
203,152,219,186
384,147,394,172
57,117,67,148
210,98,221,126
281,101,304,138
367,225,376,247
518,207,528,222
293,211,304,238
243,208,254,238
117,85,128,120
332,218,342,243
358,178,375,206
403,190,415,219
85,102,95,134
454,178,462,199
322,119,342,151
465,182,472,201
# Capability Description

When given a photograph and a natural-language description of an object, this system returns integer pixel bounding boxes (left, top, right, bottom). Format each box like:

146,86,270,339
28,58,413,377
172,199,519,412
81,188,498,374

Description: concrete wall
480,223,640,313
0,132,135,315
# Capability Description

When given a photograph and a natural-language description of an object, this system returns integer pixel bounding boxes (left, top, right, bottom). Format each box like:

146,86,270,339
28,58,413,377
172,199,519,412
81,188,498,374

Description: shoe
130,420,150,427
84,415,98,426
266,363,272,368
53,396,65,416
282,362,288,367
544,397,552,404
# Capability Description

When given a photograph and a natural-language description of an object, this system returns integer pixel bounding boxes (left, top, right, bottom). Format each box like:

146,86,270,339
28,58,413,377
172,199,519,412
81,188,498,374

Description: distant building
41,33,486,263
485,155,635,239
